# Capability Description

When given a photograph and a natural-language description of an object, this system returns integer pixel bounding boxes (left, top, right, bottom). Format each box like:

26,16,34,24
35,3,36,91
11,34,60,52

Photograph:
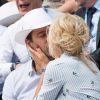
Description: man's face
16,0,42,15
27,27,49,57
77,0,96,8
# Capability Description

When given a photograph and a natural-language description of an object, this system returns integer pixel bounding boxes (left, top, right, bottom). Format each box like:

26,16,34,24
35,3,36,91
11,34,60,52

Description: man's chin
19,9,30,15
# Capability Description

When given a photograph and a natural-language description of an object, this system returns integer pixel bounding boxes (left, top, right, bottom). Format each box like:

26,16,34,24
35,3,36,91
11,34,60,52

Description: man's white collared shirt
2,60,40,100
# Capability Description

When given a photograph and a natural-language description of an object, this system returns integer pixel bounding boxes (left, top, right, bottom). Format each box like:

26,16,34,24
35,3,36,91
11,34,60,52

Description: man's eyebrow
38,30,46,34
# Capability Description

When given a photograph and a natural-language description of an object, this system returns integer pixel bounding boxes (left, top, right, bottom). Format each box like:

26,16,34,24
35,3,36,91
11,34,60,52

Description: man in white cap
2,8,62,100
0,0,44,98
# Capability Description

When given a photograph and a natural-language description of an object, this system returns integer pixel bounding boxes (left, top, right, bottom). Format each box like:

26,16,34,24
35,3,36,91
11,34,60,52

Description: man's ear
25,39,36,53
25,39,30,45
25,39,33,49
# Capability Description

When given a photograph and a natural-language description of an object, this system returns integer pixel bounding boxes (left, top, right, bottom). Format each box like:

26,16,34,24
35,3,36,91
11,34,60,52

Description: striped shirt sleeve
34,62,65,100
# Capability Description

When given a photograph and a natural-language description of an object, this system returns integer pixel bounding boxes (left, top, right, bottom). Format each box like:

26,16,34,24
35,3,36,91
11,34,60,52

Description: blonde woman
33,14,100,100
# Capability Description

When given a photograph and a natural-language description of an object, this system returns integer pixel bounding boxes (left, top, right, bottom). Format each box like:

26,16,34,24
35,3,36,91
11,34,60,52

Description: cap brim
15,29,32,45
15,21,51,45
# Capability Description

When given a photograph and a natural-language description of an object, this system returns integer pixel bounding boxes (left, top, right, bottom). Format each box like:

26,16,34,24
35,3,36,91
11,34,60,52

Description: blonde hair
48,13,98,73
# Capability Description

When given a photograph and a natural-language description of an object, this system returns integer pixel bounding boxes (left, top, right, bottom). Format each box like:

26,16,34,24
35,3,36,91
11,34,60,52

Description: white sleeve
0,63,12,82
34,62,65,100
0,30,13,86
0,19,24,86
0,30,13,62
2,72,16,100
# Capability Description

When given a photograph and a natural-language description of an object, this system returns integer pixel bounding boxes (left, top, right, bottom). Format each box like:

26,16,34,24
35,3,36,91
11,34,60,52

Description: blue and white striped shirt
34,53,100,100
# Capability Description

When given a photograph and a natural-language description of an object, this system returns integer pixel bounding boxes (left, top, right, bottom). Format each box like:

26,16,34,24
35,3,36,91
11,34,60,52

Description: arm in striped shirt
34,63,64,100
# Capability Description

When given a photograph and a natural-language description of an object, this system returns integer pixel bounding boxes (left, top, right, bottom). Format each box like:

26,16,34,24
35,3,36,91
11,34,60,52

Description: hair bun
49,13,89,55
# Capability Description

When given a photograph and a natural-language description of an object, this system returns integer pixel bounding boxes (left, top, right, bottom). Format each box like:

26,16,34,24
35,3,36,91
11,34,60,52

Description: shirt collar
28,60,36,77
28,60,41,76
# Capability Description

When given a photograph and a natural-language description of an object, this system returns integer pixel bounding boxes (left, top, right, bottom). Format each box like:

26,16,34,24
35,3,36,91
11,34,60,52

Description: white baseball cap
15,8,63,45
0,1,22,26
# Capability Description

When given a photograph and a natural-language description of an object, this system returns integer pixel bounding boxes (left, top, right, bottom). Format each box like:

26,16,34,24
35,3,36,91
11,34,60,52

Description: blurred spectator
0,1,21,27
43,0,80,13
76,0,100,69
58,0,80,13
43,0,64,8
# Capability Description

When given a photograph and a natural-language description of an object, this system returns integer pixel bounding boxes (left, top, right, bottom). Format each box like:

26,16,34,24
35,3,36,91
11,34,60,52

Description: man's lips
19,3,30,10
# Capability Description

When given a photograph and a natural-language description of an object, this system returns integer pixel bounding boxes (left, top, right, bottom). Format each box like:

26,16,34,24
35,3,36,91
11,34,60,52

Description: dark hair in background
26,31,33,41
0,0,8,6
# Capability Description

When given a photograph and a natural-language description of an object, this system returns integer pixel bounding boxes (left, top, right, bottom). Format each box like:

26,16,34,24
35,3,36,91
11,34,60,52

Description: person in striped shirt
33,13,100,100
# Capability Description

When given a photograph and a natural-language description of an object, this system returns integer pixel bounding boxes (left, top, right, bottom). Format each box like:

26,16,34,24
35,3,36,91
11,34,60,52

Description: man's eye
39,33,46,37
